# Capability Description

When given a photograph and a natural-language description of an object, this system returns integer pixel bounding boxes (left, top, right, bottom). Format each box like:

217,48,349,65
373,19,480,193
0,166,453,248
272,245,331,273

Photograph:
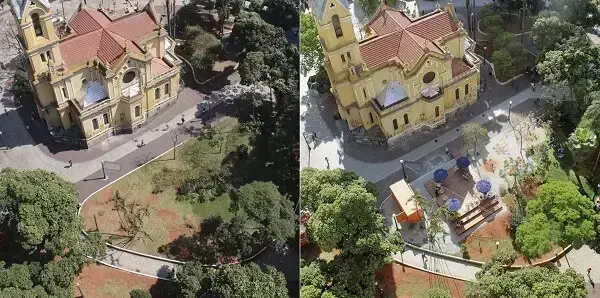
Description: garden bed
375,263,466,298
80,117,252,257
462,212,563,265
479,13,535,34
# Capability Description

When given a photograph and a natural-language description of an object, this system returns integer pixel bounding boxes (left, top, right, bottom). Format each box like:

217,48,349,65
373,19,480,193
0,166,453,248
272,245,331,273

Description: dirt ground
376,263,466,298
464,212,562,265
74,264,170,298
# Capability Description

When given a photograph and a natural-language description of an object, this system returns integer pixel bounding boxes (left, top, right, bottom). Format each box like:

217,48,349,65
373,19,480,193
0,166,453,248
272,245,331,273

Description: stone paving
558,245,600,296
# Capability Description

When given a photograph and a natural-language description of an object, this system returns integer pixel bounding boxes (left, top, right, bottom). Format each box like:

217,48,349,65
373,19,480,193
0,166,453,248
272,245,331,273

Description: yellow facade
311,1,481,143
10,0,182,147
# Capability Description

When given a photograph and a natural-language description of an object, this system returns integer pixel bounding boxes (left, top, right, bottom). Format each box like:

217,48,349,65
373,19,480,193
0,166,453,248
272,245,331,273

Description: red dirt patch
142,193,159,205
376,263,466,298
96,188,114,206
464,212,562,265
75,264,169,298
156,209,178,219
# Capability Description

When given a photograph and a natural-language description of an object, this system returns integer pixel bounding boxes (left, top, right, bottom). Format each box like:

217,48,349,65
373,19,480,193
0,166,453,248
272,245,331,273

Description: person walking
325,157,330,169
588,268,592,276
68,160,72,168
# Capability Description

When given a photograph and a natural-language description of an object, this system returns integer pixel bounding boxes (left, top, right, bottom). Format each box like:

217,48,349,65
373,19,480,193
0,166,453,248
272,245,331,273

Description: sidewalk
394,246,480,281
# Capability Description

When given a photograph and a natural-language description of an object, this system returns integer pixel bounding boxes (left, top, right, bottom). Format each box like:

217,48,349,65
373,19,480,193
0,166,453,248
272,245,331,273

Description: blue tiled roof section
313,0,350,21
84,81,109,107
376,81,409,108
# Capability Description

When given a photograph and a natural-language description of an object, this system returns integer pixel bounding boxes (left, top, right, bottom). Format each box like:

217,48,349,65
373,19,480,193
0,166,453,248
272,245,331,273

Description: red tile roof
360,7,460,69
150,58,171,78
451,58,471,77
59,6,159,68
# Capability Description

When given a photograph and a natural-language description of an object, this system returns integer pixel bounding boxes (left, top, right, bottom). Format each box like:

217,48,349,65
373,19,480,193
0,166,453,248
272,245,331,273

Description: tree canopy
301,168,404,297
232,181,296,246
0,168,105,297
532,10,584,55
173,262,288,298
182,26,222,71
300,12,323,75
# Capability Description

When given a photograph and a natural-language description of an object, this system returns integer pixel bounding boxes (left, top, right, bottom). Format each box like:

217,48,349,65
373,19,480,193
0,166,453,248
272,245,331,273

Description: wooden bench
452,198,498,225
455,204,502,236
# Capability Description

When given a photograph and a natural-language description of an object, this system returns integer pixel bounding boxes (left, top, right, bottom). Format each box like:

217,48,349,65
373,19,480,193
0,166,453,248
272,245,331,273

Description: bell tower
311,0,363,77
10,0,63,77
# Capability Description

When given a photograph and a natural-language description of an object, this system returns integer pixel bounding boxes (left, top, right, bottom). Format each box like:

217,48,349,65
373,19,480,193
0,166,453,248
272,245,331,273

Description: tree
301,285,323,298
532,10,583,55
563,0,600,29
239,51,269,87
482,14,504,41
173,262,288,297
130,289,152,298
357,0,380,18
515,213,555,258
231,182,296,246
300,167,377,212
461,122,488,157
0,169,106,296
300,13,323,75
427,287,452,298
260,0,299,30
525,181,596,247
493,32,524,62
182,26,222,71
568,127,598,166
491,49,515,79
468,264,586,298
304,168,403,297
300,261,328,289
537,35,600,112
496,0,544,13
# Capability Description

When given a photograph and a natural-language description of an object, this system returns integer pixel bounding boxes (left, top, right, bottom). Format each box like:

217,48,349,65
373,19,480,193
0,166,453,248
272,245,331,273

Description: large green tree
232,182,296,245
0,168,105,297
260,0,299,30
182,26,222,71
300,12,323,75
516,180,597,258
532,10,584,55
173,262,288,297
302,168,404,297
468,259,587,298
491,49,515,79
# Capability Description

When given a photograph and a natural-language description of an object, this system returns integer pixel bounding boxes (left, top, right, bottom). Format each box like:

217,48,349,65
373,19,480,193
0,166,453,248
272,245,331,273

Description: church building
311,0,481,144
9,0,182,147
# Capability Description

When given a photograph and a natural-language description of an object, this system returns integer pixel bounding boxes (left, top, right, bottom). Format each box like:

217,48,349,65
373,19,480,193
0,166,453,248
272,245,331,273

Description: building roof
10,0,51,19
389,179,419,216
451,58,471,77
80,80,109,107
375,80,408,109
312,0,350,21
150,58,171,78
359,6,460,70
59,5,160,69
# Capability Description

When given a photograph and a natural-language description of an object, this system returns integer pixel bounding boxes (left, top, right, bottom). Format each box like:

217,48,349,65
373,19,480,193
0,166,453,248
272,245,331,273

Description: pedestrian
68,160,72,167
488,70,492,76
325,157,330,169
140,140,145,147
311,132,317,143
531,82,535,91
445,147,449,155
181,117,185,124
534,97,540,104
588,268,592,276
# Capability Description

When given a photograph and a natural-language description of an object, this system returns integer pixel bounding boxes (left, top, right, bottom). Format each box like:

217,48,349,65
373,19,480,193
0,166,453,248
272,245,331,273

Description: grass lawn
80,117,251,257
376,264,466,298
75,264,171,298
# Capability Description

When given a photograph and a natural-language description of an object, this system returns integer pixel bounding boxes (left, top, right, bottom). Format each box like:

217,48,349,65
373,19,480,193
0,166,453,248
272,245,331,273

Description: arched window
347,52,351,61
393,119,398,130
135,106,141,117
31,13,43,37
332,15,343,38
435,106,440,118
455,88,460,100
155,88,161,100
403,114,409,125
465,84,469,95
92,118,98,130
340,54,346,63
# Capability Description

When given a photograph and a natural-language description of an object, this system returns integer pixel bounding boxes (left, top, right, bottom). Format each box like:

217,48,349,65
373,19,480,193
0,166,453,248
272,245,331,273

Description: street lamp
483,46,487,66
400,159,407,180
496,241,500,249
508,101,513,120
0,131,7,150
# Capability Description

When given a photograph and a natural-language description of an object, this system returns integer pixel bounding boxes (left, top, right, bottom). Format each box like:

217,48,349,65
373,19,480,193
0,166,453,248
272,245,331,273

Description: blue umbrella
434,169,448,182
476,180,492,194
456,156,470,169
446,198,461,212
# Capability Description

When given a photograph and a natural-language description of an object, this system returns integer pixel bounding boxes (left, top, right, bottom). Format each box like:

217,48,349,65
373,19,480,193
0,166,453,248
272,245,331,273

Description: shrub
461,243,470,259
129,289,151,298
